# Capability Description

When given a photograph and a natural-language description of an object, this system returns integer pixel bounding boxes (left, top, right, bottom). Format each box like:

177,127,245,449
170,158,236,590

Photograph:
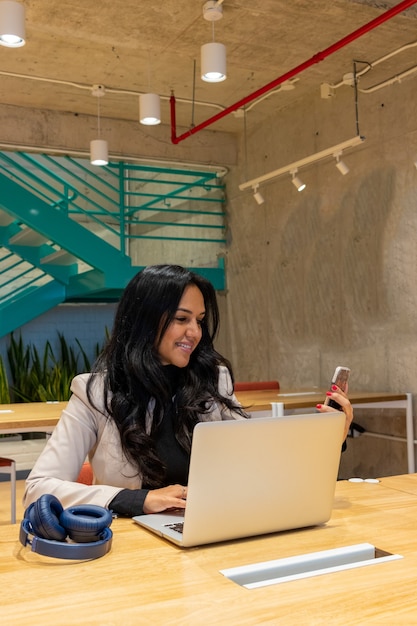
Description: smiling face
157,284,205,367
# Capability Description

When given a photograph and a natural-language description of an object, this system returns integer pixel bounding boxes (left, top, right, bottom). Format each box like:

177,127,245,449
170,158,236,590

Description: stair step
41,249,79,265
9,227,49,246
0,210,15,227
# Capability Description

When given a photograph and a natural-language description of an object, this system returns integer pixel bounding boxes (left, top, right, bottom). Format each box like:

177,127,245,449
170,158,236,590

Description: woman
24,264,353,517
23,264,248,517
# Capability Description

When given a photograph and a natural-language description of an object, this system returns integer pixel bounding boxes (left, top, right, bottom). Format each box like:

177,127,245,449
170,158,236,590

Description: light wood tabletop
380,473,417,495
0,401,67,434
235,388,409,412
2,475,417,625
235,388,415,473
0,390,407,428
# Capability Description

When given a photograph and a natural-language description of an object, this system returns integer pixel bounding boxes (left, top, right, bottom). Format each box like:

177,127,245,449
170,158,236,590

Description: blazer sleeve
23,374,125,510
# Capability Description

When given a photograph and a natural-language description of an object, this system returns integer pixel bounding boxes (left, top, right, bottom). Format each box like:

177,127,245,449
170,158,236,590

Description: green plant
7,332,31,402
6,330,107,403
0,353,11,403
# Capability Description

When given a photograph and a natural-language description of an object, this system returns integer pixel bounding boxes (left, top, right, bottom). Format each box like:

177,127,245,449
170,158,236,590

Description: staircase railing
0,151,227,336
0,151,226,255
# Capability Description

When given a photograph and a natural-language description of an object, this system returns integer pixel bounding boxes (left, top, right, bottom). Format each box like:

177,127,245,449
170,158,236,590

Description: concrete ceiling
1,0,417,140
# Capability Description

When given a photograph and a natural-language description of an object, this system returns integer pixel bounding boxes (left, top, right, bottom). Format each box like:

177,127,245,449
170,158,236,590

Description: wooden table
0,401,67,435
380,472,417,495
236,388,415,473
1,475,417,625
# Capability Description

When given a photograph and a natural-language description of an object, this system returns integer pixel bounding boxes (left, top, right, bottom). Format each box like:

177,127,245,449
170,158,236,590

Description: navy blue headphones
19,494,113,560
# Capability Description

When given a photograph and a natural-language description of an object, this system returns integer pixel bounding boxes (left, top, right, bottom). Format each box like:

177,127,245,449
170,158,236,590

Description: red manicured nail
326,391,332,397
331,385,338,391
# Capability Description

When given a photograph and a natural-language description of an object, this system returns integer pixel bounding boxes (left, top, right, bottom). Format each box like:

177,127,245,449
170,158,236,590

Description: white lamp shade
253,187,265,205
90,139,108,166
139,93,161,125
0,0,25,47
201,42,226,83
254,191,264,205
336,159,349,175
292,175,306,192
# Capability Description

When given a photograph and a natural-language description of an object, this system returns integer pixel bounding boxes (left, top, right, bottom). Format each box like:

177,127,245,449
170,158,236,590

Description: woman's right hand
317,384,354,441
143,484,187,514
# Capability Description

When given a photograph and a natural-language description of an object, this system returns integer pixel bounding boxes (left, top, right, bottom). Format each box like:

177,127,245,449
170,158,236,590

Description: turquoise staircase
0,152,226,337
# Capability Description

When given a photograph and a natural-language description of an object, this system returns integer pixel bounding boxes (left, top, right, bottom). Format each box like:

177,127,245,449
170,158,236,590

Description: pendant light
0,0,25,48
90,85,108,166
139,93,161,125
139,50,161,125
201,1,226,83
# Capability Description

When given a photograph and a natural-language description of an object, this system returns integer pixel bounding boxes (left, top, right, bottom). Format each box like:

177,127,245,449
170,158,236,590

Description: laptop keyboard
165,522,184,534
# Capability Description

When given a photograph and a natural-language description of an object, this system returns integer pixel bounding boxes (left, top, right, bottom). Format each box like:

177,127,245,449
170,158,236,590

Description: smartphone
324,366,350,410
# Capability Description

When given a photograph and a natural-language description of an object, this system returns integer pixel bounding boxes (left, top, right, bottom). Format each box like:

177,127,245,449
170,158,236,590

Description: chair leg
0,457,17,524
10,460,16,524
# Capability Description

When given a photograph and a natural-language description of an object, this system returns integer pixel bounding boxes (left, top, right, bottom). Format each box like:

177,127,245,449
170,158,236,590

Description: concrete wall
223,77,417,477
0,103,237,167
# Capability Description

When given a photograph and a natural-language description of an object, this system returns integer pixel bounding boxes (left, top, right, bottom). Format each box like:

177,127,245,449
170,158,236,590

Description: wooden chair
76,462,93,485
0,456,16,524
234,380,280,392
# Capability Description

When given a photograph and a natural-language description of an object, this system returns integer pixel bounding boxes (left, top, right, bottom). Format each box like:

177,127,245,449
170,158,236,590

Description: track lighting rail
239,135,364,195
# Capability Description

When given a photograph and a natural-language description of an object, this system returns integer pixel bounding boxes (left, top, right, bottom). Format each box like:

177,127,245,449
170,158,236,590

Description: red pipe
171,0,417,144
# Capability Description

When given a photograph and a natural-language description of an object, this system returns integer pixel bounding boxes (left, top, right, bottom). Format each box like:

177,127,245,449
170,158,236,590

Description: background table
235,388,415,473
0,401,67,435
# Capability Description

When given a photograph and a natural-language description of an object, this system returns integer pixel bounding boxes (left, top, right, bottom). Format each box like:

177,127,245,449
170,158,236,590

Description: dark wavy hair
87,264,245,487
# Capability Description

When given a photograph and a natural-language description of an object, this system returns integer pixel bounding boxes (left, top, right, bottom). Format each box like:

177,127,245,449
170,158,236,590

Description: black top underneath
109,365,189,517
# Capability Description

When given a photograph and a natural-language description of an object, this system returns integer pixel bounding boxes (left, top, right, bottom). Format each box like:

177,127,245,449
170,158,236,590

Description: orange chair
0,456,16,523
76,462,93,485
234,380,280,392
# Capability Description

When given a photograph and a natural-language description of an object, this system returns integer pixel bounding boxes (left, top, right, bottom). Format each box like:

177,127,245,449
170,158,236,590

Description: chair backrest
76,462,93,485
0,456,15,469
234,380,280,392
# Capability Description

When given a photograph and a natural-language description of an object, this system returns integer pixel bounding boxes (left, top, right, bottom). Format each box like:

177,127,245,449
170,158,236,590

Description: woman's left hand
317,384,354,441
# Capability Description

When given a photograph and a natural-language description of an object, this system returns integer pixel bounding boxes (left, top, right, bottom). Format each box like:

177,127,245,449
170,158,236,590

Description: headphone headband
19,494,113,560
20,519,113,560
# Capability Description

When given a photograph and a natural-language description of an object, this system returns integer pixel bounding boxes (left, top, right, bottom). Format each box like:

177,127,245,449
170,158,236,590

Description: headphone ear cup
27,494,67,541
60,505,113,543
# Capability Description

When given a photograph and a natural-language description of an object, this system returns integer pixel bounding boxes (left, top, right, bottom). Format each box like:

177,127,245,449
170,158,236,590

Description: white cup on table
271,402,284,417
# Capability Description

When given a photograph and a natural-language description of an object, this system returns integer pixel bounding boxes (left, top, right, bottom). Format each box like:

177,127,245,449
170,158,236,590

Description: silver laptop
133,412,345,548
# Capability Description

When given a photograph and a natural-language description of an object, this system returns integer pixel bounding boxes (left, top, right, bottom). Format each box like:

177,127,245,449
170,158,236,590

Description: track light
336,159,349,175
0,0,25,47
139,93,161,125
201,1,226,83
253,185,265,205
239,136,364,195
90,85,108,166
334,151,349,175
291,170,306,192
